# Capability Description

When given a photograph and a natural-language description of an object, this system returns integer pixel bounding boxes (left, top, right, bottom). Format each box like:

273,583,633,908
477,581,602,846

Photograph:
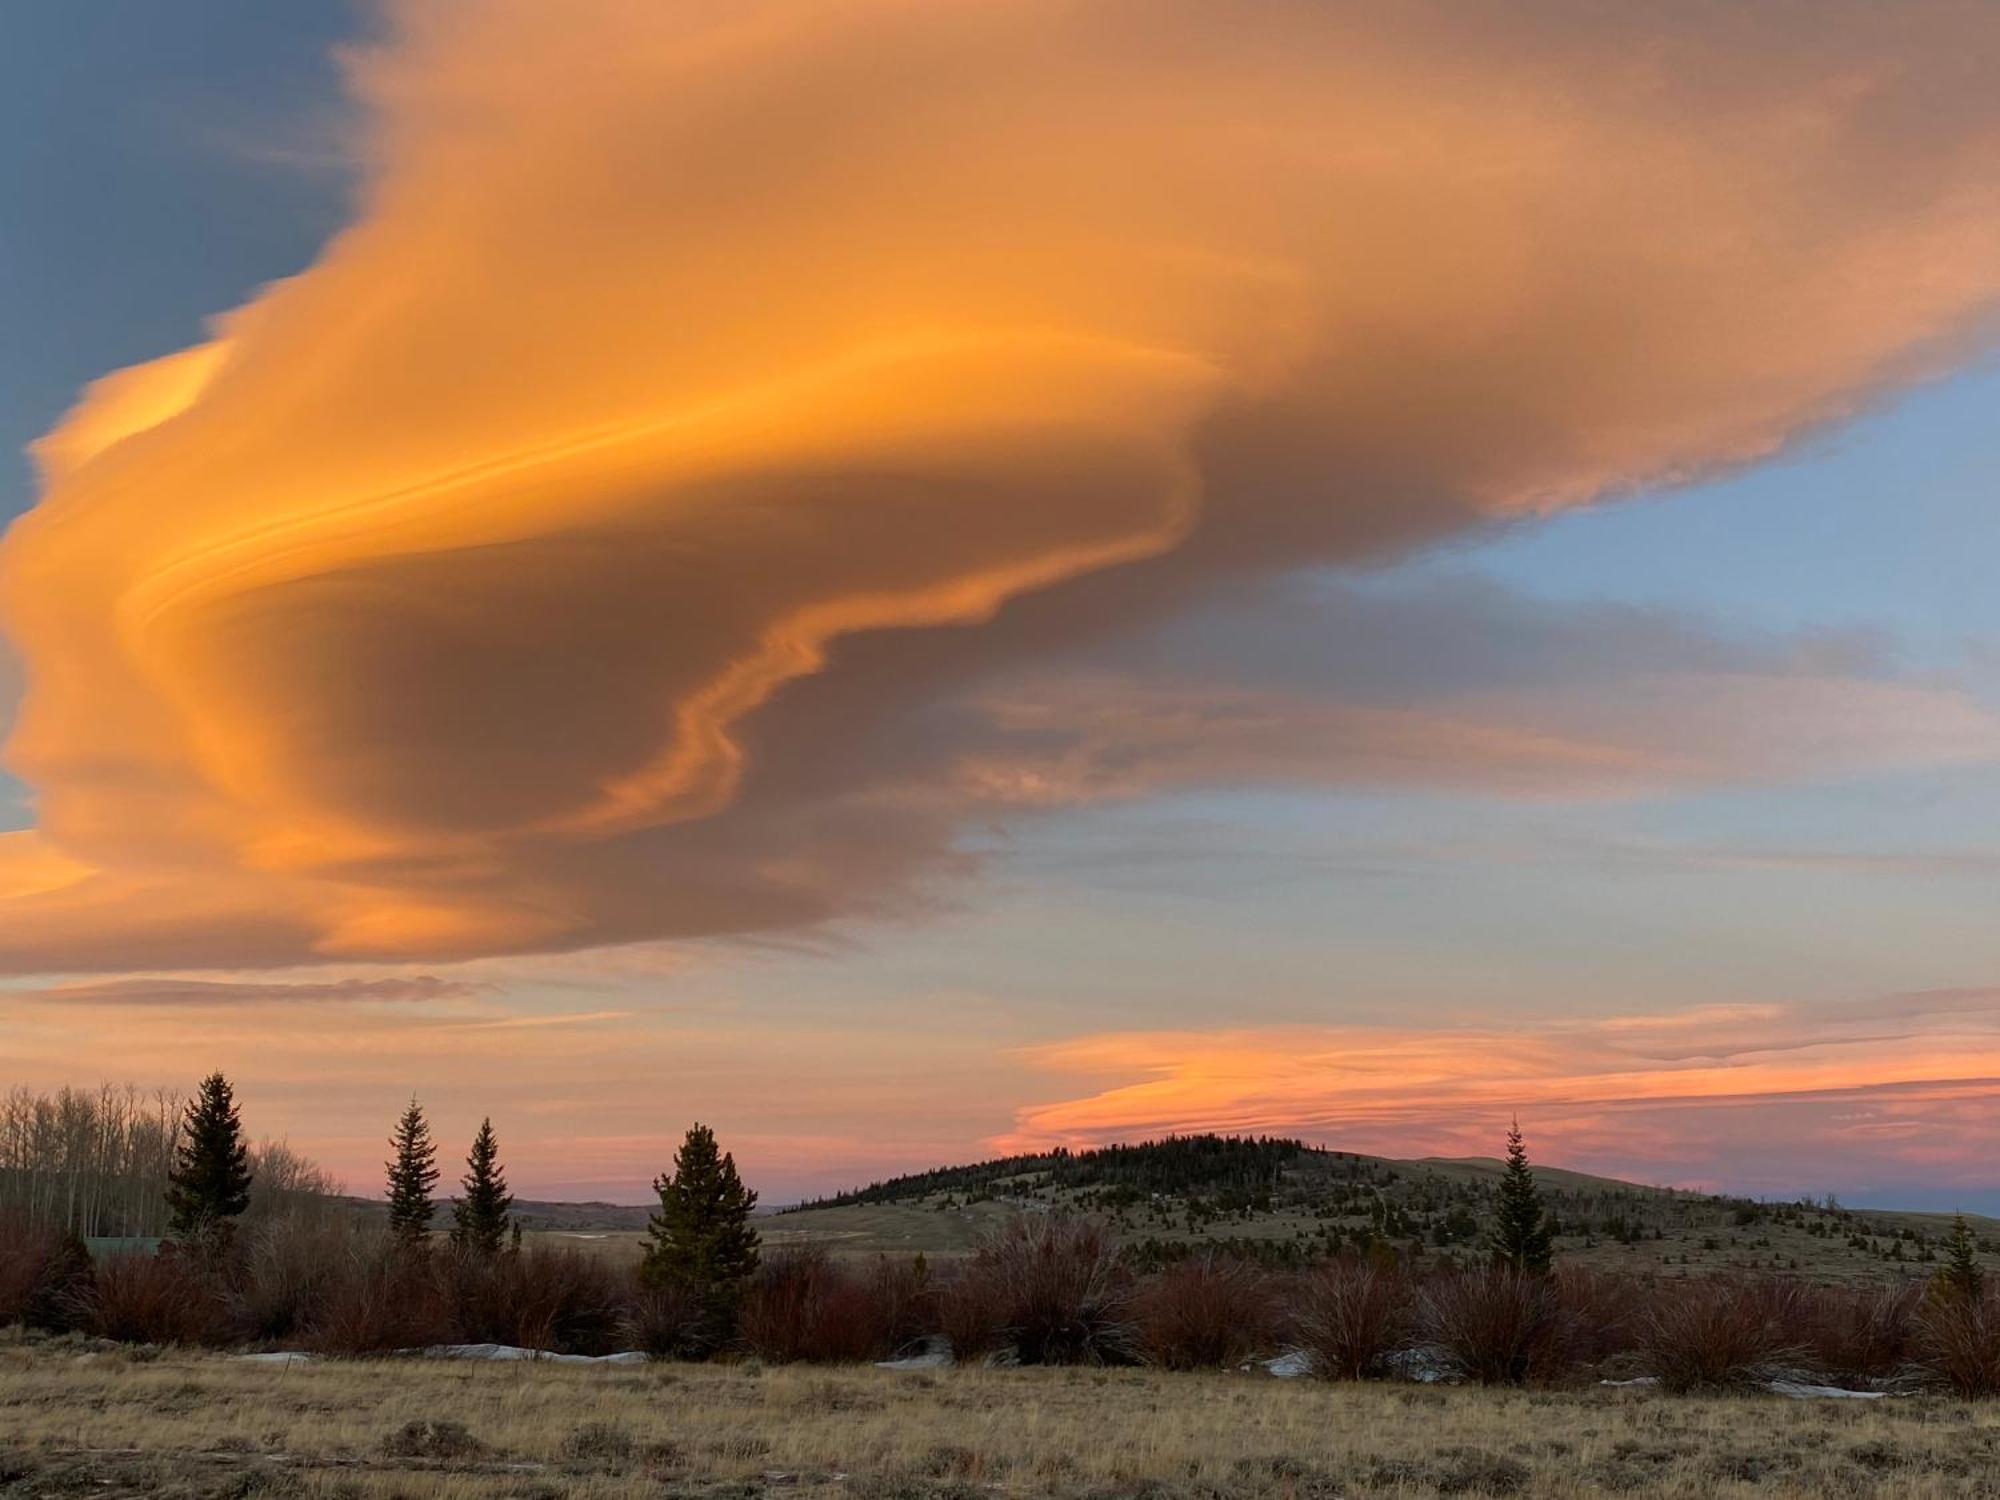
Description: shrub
623,1282,709,1360
740,1247,916,1363
89,1250,229,1346
1797,1280,1920,1387
866,1254,933,1355
965,1214,1135,1365
464,1245,628,1355
307,1240,450,1355
0,1221,51,1327
1638,1278,1806,1392
1915,1286,2000,1396
1551,1267,1642,1371
233,1213,357,1341
1133,1254,1273,1370
933,1260,1010,1364
1291,1260,1407,1379
1415,1267,1568,1385
0,1224,95,1334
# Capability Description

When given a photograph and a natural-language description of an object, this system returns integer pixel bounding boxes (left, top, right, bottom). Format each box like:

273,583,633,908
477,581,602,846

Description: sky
2,1,1999,1210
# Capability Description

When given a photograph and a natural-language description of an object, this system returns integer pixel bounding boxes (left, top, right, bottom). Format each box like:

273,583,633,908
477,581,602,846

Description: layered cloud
1000,988,2000,1196
3,0,2000,970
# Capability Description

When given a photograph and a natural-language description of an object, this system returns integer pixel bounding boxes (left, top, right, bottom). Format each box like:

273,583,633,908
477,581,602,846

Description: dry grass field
6,1338,2000,1500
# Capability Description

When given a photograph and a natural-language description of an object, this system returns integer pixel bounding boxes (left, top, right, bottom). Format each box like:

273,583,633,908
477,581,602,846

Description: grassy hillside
772,1135,2000,1282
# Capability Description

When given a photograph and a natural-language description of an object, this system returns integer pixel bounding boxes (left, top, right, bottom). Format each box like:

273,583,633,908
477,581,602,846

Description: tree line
159,1073,761,1337
0,1082,335,1239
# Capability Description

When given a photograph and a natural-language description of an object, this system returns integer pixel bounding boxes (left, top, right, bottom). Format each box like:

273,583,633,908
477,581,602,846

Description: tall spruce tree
450,1117,514,1257
164,1072,255,1253
385,1096,440,1247
641,1123,760,1332
1490,1118,1554,1273
1939,1212,1985,1300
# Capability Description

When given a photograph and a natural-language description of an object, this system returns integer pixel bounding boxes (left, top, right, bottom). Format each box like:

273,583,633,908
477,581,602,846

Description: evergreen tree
1938,1212,1985,1300
450,1117,514,1257
641,1123,760,1336
385,1096,440,1247
1489,1118,1554,1273
164,1072,255,1253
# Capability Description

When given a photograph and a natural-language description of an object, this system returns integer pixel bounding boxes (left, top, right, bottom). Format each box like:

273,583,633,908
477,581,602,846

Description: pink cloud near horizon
998,989,2000,1199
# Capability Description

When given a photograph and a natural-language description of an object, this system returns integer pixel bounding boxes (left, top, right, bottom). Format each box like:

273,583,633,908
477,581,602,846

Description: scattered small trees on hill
1938,1213,1985,1301
1490,1119,1553,1274
641,1123,760,1347
164,1073,254,1256
385,1097,440,1248
450,1118,514,1257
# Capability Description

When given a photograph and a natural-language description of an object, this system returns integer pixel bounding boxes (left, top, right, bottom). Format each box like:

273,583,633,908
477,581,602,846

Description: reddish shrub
0,1221,47,1326
1291,1260,1407,1379
1916,1286,2000,1396
1133,1255,1273,1370
964,1215,1135,1365
233,1214,356,1342
0,1224,95,1334
89,1251,230,1346
1797,1280,1920,1387
444,1245,629,1355
1638,1278,1807,1391
933,1259,1010,1364
740,1246,909,1363
623,1281,708,1360
306,1242,450,1356
1415,1267,1569,1385
1551,1266,1642,1370
867,1254,933,1355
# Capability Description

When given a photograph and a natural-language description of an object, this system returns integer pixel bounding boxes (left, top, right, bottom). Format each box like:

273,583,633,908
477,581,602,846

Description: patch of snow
1599,1376,1661,1388
414,1343,648,1364
1765,1380,1886,1400
1262,1350,1313,1379
1385,1346,1457,1384
877,1334,952,1370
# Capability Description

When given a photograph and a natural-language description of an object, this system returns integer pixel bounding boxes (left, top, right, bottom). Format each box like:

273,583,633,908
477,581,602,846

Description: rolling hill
764,1134,2000,1282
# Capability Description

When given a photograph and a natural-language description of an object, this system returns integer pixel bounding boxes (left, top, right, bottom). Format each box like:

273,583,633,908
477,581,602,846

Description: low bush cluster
12,1208,2000,1396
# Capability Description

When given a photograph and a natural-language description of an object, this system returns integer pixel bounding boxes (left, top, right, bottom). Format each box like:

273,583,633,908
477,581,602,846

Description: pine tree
385,1096,440,1247
164,1072,255,1254
450,1117,514,1257
1938,1212,1984,1300
640,1123,760,1337
1490,1118,1554,1274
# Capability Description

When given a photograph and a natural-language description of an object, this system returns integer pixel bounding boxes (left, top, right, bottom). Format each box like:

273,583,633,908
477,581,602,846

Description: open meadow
7,1338,2000,1500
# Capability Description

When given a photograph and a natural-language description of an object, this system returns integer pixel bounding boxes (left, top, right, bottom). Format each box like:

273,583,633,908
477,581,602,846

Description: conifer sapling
641,1122,760,1344
450,1117,515,1257
385,1096,440,1247
1490,1117,1554,1274
164,1072,255,1255
1938,1212,1985,1301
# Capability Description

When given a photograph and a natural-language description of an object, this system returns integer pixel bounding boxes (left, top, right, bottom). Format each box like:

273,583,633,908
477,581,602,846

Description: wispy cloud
1001,988,2000,1195
18,974,476,1007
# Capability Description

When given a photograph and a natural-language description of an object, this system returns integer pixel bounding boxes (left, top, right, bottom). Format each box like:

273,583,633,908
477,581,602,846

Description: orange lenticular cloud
3,1,2000,970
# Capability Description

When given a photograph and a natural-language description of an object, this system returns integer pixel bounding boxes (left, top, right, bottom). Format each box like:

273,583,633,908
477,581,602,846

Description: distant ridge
763,1132,2000,1283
